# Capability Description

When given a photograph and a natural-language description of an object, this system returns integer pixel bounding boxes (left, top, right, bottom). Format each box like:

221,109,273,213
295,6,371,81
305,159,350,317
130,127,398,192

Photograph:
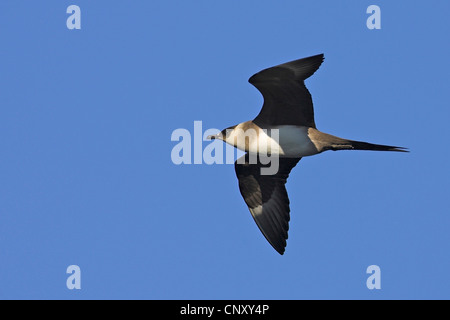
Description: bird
208,54,408,255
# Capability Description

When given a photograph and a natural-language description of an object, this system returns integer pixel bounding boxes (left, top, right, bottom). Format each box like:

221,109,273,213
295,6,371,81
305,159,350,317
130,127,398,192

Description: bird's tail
334,140,409,152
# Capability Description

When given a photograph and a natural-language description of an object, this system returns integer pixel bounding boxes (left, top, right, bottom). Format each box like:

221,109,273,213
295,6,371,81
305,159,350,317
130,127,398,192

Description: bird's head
207,125,237,142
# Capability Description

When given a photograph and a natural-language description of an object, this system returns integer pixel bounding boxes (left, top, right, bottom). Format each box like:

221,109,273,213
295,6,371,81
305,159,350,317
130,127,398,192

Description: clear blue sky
1,1,449,299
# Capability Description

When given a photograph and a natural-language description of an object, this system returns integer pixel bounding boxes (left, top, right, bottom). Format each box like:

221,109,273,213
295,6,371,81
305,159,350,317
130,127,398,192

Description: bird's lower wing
234,154,301,254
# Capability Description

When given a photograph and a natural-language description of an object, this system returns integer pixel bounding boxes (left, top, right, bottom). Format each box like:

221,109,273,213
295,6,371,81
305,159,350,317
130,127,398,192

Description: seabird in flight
208,54,407,255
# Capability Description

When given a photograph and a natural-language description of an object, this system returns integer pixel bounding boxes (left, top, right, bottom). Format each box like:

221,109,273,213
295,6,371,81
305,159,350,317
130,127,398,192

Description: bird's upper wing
249,54,324,128
235,154,301,255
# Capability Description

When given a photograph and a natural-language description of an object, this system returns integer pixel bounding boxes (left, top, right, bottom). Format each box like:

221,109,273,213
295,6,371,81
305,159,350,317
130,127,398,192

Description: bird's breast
226,123,319,157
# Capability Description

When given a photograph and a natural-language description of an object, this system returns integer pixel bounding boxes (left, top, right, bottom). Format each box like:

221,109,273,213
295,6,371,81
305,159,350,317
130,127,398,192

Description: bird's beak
207,133,222,140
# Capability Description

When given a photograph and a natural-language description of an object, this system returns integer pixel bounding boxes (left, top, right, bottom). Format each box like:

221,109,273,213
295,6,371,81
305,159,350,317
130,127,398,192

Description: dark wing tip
275,245,286,255
277,53,325,81
247,200,290,256
248,53,325,84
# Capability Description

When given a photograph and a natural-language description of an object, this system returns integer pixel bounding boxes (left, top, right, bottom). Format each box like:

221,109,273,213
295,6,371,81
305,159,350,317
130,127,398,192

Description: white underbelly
233,125,319,157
